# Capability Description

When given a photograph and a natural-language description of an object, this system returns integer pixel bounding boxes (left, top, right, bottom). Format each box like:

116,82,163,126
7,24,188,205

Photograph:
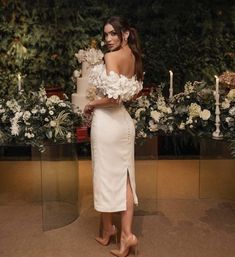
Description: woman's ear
123,30,130,41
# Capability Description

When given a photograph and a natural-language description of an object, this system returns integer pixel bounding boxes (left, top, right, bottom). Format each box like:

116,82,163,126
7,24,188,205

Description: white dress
89,64,143,212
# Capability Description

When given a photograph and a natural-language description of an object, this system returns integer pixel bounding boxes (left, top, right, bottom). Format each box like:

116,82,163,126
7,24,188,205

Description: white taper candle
169,70,173,99
17,73,22,92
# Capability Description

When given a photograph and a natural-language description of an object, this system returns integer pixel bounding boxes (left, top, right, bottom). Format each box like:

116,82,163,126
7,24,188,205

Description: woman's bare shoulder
104,52,119,73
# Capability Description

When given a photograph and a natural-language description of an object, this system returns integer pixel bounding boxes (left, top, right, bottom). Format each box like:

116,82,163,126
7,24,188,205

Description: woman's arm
84,53,121,114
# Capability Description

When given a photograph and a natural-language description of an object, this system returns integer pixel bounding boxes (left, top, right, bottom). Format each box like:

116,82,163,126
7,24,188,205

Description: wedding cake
72,47,104,112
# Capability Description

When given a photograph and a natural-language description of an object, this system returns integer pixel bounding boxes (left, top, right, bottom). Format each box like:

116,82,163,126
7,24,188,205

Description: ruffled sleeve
89,64,143,101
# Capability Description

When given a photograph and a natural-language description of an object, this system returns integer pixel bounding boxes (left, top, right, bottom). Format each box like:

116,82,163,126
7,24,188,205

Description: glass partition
134,136,158,215
200,138,235,200
35,143,79,231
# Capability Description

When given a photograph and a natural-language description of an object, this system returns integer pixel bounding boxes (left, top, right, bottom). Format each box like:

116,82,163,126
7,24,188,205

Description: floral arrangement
0,87,83,151
127,81,235,142
169,81,215,137
220,88,235,139
127,85,174,138
219,71,235,89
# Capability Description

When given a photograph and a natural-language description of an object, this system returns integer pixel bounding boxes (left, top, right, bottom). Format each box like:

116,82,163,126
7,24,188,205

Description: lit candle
17,73,22,92
169,70,173,99
214,75,219,94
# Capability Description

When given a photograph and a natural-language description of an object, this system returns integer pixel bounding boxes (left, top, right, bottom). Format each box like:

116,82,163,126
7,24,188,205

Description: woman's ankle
120,231,132,240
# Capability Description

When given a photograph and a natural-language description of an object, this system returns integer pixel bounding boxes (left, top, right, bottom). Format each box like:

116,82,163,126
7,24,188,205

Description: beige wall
0,159,235,206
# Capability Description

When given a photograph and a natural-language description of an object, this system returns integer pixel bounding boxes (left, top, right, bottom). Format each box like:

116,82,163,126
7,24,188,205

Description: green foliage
0,0,234,98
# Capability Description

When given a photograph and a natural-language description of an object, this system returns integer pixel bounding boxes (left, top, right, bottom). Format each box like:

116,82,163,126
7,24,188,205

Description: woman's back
105,46,136,79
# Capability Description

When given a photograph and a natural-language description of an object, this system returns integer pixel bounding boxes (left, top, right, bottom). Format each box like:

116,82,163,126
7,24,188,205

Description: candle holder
212,92,223,140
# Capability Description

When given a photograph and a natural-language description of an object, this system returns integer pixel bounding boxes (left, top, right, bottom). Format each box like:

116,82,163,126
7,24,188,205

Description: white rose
200,109,211,120
23,111,31,121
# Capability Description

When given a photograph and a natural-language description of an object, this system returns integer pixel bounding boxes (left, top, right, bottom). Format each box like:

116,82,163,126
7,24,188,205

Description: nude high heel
95,225,118,246
110,234,138,257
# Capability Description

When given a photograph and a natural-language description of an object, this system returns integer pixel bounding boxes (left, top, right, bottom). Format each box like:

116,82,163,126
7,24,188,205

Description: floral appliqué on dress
89,64,143,102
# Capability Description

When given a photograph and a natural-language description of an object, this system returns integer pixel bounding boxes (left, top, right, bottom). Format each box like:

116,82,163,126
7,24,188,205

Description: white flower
23,111,31,121
25,132,35,139
138,131,147,138
188,103,201,117
149,120,158,132
227,89,235,101
159,106,172,114
179,122,185,130
66,132,72,139
0,108,5,114
31,108,38,114
184,82,194,95
49,110,54,115
135,108,145,119
200,109,211,120
229,106,235,116
11,123,20,135
6,99,21,112
44,118,49,122
75,48,104,65
73,69,81,78
40,108,46,114
221,98,231,109
150,110,161,122
50,120,57,127
225,117,234,124
186,117,193,124
59,102,67,107
137,97,150,108
46,95,61,105
10,111,23,135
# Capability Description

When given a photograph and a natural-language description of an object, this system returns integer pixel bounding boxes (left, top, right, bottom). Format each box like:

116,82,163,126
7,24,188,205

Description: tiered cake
72,47,104,112
72,61,93,112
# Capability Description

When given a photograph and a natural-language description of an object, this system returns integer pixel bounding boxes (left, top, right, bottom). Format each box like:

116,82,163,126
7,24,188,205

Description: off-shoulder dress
89,64,143,212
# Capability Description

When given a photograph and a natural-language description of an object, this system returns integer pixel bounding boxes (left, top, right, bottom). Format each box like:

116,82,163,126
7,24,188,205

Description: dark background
1,0,234,98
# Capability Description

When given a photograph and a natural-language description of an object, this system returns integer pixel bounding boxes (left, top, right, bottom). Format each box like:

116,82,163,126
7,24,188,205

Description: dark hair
103,16,143,81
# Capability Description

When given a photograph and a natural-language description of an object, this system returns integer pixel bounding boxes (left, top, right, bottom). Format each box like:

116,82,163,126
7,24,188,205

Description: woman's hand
84,103,94,116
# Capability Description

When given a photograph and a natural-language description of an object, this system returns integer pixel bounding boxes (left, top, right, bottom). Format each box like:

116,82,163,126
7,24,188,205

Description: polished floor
0,160,235,257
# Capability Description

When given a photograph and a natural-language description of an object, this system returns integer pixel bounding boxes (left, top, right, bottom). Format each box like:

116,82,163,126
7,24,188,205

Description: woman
84,16,143,257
